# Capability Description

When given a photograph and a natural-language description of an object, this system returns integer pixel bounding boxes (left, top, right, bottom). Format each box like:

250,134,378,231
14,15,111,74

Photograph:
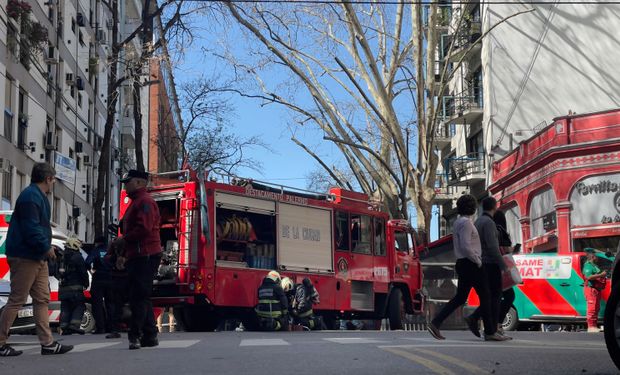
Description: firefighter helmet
281,277,294,292
266,270,281,283
64,237,82,251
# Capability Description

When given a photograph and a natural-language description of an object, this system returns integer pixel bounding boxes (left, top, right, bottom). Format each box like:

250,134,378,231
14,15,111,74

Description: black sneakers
464,316,481,338
41,341,74,355
0,344,23,357
129,340,141,350
427,322,446,340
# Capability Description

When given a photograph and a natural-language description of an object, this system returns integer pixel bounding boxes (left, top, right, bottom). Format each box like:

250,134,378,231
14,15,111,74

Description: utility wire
183,0,620,4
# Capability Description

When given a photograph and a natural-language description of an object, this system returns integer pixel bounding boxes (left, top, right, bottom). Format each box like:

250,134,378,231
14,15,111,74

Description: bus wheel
388,288,405,330
604,285,620,370
502,307,518,332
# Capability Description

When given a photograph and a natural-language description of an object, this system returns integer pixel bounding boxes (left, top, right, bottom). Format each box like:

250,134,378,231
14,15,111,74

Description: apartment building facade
0,0,179,241
433,2,620,240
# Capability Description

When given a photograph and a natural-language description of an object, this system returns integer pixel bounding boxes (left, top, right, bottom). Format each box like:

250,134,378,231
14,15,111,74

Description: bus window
374,218,386,256
394,231,409,253
351,214,372,255
335,211,350,251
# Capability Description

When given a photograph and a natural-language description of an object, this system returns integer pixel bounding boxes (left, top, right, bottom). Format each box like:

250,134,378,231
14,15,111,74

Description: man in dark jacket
255,271,289,331
113,170,161,350
0,162,73,356
59,237,89,335
86,236,113,334
473,197,509,341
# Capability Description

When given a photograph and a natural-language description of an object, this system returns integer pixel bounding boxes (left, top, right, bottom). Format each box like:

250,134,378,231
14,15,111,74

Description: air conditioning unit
44,56,58,64
45,131,56,150
106,19,114,30
96,30,107,45
76,12,85,27
83,155,91,166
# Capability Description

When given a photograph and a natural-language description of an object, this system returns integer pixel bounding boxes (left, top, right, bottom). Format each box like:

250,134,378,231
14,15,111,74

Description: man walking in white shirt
427,194,507,341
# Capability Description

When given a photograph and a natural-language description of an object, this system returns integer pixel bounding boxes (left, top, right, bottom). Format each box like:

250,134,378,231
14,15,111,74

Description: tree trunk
94,0,120,238
133,78,145,171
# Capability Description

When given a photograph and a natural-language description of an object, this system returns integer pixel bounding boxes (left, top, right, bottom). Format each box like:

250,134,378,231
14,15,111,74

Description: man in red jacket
114,170,161,350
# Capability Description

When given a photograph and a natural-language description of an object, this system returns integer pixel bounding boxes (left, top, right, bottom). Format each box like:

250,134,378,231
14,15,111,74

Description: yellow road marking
414,348,488,374
382,347,456,375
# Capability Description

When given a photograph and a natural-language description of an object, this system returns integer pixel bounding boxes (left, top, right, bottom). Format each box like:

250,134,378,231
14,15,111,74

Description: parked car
0,279,35,334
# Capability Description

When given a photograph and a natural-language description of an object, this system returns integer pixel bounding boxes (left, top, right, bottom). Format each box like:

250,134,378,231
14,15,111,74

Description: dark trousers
90,279,113,332
470,286,516,327
483,263,503,331
108,275,129,333
126,254,161,342
60,295,86,330
431,258,496,335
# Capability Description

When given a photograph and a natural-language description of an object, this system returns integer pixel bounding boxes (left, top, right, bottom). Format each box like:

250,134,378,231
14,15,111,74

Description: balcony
423,4,452,32
446,153,486,186
440,20,482,63
433,174,457,204
440,93,483,124
433,123,452,148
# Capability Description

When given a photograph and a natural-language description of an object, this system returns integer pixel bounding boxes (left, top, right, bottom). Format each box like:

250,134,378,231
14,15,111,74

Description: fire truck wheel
501,307,518,332
80,304,96,333
388,288,405,330
604,284,620,370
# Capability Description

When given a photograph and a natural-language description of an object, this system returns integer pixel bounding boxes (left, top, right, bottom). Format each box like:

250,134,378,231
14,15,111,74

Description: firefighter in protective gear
58,237,89,335
255,271,289,331
281,277,295,308
582,248,607,332
292,278,321,330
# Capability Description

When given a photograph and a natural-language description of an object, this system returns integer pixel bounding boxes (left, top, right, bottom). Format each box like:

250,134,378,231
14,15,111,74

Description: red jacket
121,187,161,259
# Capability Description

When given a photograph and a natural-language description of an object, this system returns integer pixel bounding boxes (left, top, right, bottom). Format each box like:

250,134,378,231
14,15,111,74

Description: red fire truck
119,171,424,331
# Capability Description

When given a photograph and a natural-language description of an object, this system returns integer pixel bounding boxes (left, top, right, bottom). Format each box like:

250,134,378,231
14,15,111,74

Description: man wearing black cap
113,170,161,349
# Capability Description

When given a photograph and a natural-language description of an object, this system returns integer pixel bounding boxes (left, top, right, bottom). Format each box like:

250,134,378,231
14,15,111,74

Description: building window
4,76,14,142
71,18,76,33
53,197,60,224
78,93,82,108
70,85,75,98
16,171,26,192
530,189,557,238
76,155,81,171
69,148,74,159
17,90,27,150
2,164,12,208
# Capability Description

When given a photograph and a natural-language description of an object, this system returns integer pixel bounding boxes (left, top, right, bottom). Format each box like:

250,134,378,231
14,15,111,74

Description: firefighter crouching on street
58,238,89,335
255,270,289,331
292,278,321,330
582,248,608,333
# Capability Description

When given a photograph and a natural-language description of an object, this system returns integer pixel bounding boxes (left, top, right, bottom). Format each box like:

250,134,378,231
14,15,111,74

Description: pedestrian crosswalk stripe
323,337,388,344
239,339,290,346
157,340,200,349
72,342,121,352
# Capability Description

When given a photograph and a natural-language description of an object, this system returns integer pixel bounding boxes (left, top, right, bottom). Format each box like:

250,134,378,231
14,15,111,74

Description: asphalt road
0,330,616,375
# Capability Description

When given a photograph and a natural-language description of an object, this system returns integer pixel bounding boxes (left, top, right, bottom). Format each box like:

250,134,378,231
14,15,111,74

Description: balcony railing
445,152,486,186
440,92,483,122
433,174,457,202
